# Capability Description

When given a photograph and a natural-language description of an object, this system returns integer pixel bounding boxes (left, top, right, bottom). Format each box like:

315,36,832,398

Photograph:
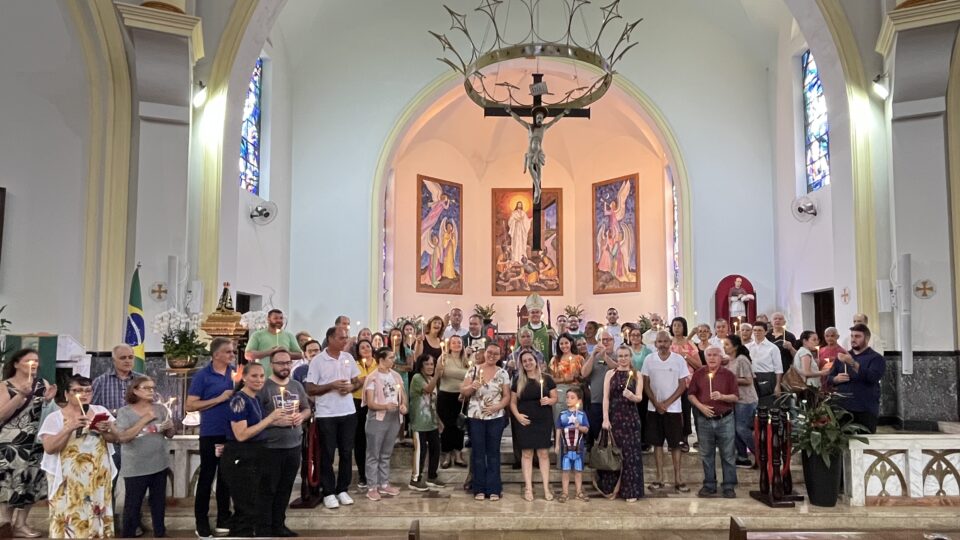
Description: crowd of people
0,297,886,538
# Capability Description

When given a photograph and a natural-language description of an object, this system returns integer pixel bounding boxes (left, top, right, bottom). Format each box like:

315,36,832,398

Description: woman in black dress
598,345,645,501
509,350,557,501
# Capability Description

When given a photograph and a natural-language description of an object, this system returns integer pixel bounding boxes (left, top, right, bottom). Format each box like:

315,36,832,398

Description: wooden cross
150,283,168,301
914,280,935,299
485,73,591,250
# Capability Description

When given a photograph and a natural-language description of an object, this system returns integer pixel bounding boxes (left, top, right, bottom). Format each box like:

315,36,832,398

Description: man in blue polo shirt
186,337,238,538
828,323,886,434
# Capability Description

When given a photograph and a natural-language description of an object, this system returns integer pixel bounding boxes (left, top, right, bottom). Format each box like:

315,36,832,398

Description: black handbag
588,428,622,472
455,395,469,431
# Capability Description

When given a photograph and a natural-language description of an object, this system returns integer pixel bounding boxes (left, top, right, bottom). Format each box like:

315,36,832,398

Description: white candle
708,372,714,396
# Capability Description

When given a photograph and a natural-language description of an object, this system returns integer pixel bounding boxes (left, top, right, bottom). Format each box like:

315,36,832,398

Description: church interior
2,0,960,538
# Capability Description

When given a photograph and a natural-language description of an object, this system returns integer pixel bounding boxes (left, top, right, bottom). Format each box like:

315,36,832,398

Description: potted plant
790,387,868,506
474,304,496,325
153,309,209,369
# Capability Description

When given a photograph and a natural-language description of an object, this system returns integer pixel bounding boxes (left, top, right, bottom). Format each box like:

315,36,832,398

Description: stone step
938,421,960,434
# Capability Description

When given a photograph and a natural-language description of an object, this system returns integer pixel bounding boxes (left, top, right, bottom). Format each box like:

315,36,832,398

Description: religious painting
592,174,640,294
492,188,563,296
416,175,462,294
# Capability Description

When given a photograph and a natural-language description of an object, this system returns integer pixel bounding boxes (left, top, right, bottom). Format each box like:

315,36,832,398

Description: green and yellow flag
125,266,146,372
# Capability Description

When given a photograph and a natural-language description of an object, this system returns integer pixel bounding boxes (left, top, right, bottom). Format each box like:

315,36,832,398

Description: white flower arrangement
240,310,269,331
152,308,207,358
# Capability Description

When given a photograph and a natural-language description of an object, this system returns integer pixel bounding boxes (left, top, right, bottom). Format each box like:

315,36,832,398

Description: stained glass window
239,57,263,195
801,50,830,192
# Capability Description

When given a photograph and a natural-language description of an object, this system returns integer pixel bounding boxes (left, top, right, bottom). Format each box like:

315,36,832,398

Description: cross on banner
485,73,591,251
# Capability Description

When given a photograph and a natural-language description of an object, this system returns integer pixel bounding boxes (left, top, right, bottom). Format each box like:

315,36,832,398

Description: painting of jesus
593,174,640,294
492,188,562,296
417,175,462,294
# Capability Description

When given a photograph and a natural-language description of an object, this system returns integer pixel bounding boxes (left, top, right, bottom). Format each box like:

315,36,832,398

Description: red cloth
687,366,738,415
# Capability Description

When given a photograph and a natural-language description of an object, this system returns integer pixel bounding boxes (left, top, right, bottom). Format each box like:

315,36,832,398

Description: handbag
781,365,807,392
754,371,777,398
588,428,622,472
455,395,469,431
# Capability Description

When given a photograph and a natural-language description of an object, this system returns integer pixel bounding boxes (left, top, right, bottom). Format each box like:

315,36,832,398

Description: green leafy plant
473,303,496,320
787,387,869,467
636,314,653,333
160,326,208,358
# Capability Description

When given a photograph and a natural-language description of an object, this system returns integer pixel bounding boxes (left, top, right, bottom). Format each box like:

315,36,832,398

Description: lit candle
342,358,350,380
275,327,281,347
392,334,400,352
279,386,287,409
626,370,634,389
539,377,544,399
708,371,715,396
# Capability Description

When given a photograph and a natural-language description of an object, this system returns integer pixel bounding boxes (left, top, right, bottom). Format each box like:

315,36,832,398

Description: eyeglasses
601,338,613,342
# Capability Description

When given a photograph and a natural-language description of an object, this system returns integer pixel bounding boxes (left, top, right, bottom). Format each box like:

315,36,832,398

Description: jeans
316,414,357,496
467,416,506,496
195,435,232,532
123,469,167,538
695,411,737,491
258,446,300,534
734,402,758,459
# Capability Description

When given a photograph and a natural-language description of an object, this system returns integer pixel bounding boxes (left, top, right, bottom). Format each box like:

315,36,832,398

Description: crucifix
484,74,590,251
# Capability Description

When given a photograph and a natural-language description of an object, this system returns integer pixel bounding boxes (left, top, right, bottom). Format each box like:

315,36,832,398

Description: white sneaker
337,491,355,505
323,494,340,509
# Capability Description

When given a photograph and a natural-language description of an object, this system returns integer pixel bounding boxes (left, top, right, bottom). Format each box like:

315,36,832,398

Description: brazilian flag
125,267,146,372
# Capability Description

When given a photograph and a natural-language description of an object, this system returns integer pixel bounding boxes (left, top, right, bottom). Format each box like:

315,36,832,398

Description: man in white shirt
305,327,361,509
712,319,729,348
602,307,623,348
443,307,468,339
746,322,782,405
642,313,664,351
641,331,690,493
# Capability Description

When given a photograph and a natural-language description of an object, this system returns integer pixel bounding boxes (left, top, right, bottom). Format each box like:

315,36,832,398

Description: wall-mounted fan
791,196,818,222
249,201,279,226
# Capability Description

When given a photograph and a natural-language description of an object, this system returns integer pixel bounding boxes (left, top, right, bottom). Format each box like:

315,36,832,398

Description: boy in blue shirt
555,387,589,502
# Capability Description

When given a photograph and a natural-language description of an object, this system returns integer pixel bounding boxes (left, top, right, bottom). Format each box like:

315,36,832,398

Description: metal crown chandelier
429,0,642,111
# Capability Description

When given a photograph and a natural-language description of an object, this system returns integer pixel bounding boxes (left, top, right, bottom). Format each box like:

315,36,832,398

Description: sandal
523,488,534,502
474,493,485,501
543,491,554,501
648,482,664,490
490,494,500,501
441,455,452,469
454,457,468,467
558,493,568,503
675,483,690,493
575,492,589,502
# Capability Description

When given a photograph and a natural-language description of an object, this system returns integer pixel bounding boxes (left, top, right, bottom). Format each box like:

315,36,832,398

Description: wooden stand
750,407,801,507
290,420,321,508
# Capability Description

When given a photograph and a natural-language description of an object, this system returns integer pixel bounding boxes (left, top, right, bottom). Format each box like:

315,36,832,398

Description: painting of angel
593,174,640,294
417,175,462,294
492,188,562,296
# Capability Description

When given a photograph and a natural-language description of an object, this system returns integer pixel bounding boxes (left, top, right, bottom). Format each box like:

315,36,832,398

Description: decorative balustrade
846,434,960,506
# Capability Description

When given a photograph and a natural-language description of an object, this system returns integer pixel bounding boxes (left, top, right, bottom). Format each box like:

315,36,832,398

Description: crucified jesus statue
507,107,568,205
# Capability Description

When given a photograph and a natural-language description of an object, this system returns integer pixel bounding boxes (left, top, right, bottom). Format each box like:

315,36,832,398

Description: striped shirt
92,368,144,414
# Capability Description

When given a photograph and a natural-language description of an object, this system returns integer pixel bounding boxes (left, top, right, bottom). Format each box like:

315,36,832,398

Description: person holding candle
39,375,123,538
0,349,56,538
521,294,557,357
414,316,445,370
460,343,511,501
598,345,645,501
222,363,289,537
350,339,378,489
549,334,583,421
582,331,615,449
738,322,754,346
362,348,407,501
767,312,799,374
641,331,689,493
688,346,740,498
245,309,304,378
583,321,600,355
723,336,758,468
817,327,845,390
505,328,544,379
304,327,362,509
437,335,469,469
827,324,885,434
669,317,701,453
747,322,783,407
795,331,828,390
113,376,175,538
510,350,557,501
256,351,308,537
408,354,445,491
293,339,321,385
555,387,589,503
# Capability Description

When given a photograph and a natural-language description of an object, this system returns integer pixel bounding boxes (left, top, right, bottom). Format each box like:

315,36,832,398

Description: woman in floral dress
39,375,121,538
460,342,511,501
0,348,57,538
598,346,645,501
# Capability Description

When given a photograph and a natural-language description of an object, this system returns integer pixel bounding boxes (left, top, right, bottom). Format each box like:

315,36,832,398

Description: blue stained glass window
801,50,830,192
240,57,263,195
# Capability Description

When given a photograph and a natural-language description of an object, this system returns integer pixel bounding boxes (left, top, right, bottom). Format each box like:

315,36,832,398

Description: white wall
0,2,89,338
281,0,780,332
231,32,293,314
